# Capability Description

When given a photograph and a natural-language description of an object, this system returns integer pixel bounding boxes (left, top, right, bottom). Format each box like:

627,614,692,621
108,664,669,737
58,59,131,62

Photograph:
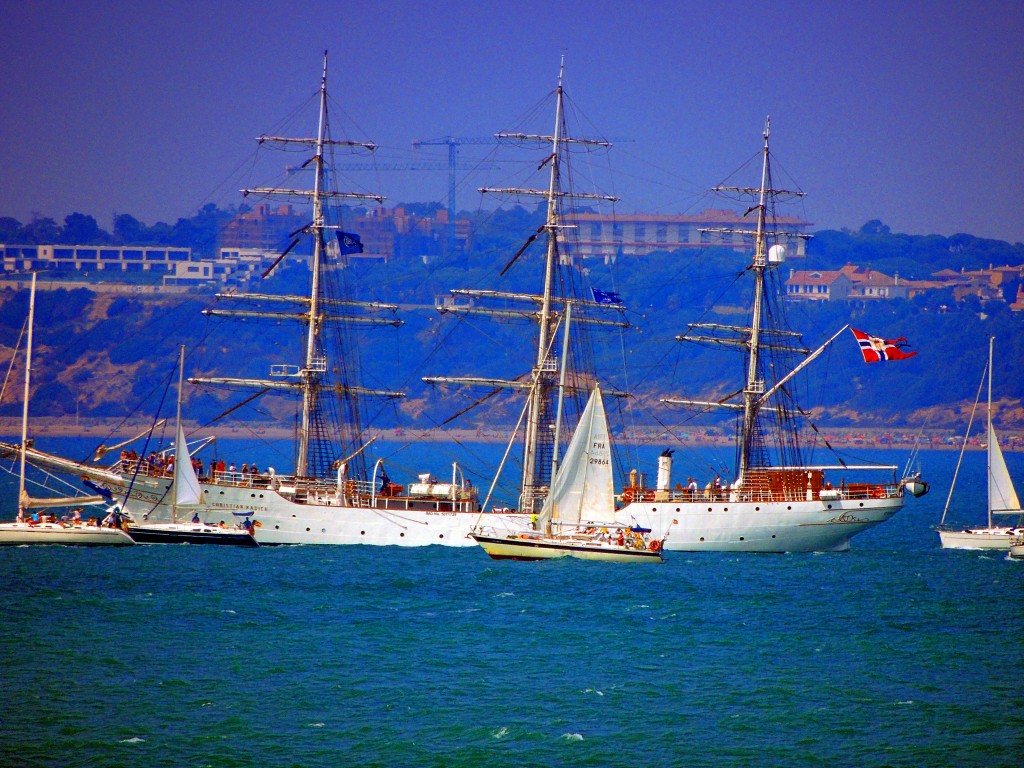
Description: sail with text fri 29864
538,386,615,530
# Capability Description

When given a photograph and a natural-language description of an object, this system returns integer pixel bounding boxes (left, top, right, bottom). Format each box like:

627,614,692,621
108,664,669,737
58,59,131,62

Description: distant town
2,204,1022,310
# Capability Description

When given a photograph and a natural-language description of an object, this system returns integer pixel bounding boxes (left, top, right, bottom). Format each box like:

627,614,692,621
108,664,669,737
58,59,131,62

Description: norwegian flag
851,328,918,363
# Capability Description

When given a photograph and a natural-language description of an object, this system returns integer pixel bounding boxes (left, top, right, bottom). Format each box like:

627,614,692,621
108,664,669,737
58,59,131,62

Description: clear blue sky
2,0,1022,242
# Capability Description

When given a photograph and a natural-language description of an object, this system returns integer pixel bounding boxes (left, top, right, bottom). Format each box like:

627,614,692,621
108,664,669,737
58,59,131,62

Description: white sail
173,422,202,507
539,387,614,528
988,421,1021,515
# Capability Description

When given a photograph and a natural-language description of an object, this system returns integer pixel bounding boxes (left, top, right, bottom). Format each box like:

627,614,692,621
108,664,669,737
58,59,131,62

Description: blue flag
592,288,623,305
337,231,364,255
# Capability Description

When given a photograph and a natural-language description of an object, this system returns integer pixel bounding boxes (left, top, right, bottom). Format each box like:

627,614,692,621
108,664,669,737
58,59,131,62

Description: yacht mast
986,334,994,529
17,273,36,520
172,344,186,523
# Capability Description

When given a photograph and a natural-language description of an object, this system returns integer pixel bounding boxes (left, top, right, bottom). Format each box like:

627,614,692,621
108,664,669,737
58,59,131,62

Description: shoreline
3,418,1018,451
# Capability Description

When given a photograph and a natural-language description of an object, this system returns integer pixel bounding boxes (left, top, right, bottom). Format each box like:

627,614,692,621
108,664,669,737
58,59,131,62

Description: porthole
739,536,745,541
772,534,776,539
274,525,280,530
439,534,444,540
707,507,713,512
360,530,365,535
755,506,760,511
321,528,326,534
305,527,310,532
259,494,264,498
827,504,833,509
219,491,225,495
723,507,728,512
652,507,657,512
859,502,864,507
400,532,405,537
699,537,705,541
251,494,256,498
675,508,680,512
787,506,792,510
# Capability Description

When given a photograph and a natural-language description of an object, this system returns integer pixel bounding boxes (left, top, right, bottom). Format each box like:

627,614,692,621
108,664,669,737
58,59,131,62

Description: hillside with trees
1,211,1022,434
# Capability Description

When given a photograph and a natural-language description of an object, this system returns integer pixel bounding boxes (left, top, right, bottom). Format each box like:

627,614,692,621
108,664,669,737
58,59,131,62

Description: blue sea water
1,444,1022,767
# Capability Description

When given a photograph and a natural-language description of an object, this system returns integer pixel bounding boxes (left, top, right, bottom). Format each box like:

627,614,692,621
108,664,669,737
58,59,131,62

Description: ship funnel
657,449,674,491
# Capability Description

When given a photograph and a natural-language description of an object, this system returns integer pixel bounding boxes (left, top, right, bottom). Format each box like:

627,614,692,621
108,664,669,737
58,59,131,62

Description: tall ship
423,60,630,524
612,119,928,551
1,53,520,546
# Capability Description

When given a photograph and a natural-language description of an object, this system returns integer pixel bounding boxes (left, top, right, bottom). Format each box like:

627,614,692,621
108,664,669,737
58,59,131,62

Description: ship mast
519,60,567,511
190,50,395,479
423,58,623,514
296,53,330,478
665,117,810,483
737,119,773,483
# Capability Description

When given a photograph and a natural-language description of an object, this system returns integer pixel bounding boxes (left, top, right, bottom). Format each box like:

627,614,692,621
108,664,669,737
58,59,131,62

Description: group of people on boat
582,527,653,550
686,476,725,501
118,449,275,487
22,507,104,527
186,510,260,533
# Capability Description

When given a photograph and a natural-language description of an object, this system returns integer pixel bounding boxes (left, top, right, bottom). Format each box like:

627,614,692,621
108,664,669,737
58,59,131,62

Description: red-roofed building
785,270,852,301
839,265,913,299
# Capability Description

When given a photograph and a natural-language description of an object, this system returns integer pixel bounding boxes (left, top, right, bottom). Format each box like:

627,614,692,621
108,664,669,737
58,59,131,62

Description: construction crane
411,137,502,253
337,153,498,256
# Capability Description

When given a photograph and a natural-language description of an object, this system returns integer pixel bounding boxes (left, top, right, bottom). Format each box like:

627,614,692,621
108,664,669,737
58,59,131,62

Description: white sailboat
938,336,1023,550
1009,536,1024,560
125,347,258,546
0,53,513,546
472,386,664,563
0,274,134,547
612,119,929,552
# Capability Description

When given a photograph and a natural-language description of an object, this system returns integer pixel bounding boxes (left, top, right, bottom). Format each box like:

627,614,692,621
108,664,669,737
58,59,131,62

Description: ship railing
212,470,273,488
120,459,172,478
629,481,898,505
831,483,898,500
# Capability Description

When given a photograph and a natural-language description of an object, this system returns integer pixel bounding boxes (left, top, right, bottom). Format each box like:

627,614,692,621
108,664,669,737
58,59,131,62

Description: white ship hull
110,474,523,547
616,495,903,553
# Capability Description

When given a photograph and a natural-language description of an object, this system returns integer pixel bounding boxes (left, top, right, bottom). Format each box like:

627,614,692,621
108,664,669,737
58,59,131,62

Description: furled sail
19,491,106,509
538,386,614,529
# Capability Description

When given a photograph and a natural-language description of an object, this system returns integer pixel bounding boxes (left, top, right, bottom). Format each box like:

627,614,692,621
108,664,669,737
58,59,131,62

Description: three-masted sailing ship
1,53,515,546
612,119,928,551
